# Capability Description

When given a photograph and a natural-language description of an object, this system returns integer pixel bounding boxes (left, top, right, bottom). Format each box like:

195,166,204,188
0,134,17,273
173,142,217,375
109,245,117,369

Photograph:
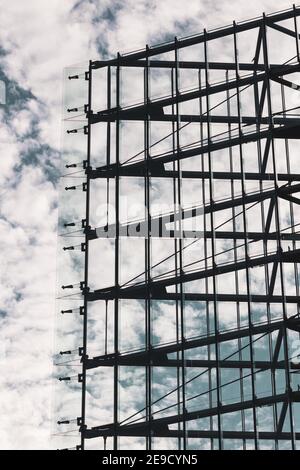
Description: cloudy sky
0,0,299,450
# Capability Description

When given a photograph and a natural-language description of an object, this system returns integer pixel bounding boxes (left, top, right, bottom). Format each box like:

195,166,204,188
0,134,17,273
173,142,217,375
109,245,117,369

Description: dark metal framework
58,6,300,450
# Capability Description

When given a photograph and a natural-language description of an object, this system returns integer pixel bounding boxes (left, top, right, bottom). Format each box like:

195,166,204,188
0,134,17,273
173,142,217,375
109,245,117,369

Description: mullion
253,23,279,449
199,68,214,450
174,38,187,450
171,68,182,451
113,55,121,450
204,30,223,450
144,46,152,451
106,66,111,228
261,18,296,449
233,23,259,449
226,69,247,450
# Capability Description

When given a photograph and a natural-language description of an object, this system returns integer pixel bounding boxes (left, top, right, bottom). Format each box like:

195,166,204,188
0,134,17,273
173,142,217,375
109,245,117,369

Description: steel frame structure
58,5,300,450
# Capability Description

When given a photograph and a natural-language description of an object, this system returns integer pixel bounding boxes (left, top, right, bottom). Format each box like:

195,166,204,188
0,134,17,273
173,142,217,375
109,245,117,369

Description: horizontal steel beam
90,124,300,176
85,391,300,438
90,183,300,240
89,248,300,300
87,289,300,302
84,428,300,439
85,356,300,370
85,317,300,366
91,60,284,71
88,250,300,299
89,63,300,123
91,113,300,125
91,7,300,66
89,228,300,241
95,249,300,297
89,165,300,181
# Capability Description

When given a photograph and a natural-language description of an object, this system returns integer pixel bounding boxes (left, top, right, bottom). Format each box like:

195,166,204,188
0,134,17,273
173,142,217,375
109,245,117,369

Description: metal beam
85,317,300,366
89,63,300,123
84,391,300,438
84,427,300,439
89,183,300,239
88,228,300,241
90,124,300,176
89,248,300,299
268,20,300,39
85,356,300,370
89,112,300,125
277,401,288,434
90,59,285,71
91,7,300,66
87,289,300,303
89,166,300,181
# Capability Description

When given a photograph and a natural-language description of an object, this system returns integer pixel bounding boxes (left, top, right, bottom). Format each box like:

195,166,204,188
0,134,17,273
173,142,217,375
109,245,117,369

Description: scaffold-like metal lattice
56,5,300,450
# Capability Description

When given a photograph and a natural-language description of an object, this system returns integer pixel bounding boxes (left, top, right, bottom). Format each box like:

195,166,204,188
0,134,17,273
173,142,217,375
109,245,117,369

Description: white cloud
0,0,299,450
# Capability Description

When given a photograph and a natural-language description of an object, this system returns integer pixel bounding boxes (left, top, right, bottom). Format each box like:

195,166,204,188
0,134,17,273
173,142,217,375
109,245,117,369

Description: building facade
56,6,300,450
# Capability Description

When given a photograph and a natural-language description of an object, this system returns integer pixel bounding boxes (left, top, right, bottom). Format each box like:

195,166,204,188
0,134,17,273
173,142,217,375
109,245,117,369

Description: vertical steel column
204,29,223,450
259,103,280,452
252,28,279,450
261,16,296,449
80,60,93,451
174,37,187,450
113,54,121,450
171,67,182,450
198,68,214,450
104,67,112,363
144,45,152,451
198,70,214,449
233,22,259,450
106,66,111,228
226,71,247,450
